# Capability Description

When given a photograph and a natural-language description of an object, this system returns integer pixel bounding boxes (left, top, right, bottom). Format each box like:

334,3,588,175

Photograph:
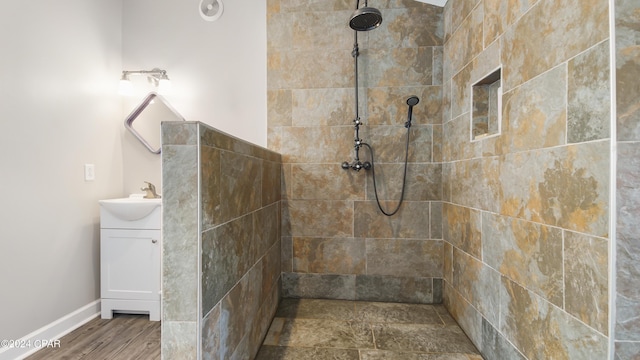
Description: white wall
0,0,268,343
122,94,179,196
0,1,124,340
121,0,267,194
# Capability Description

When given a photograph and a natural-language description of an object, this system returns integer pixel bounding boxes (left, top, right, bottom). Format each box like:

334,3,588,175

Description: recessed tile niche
471,68,502,140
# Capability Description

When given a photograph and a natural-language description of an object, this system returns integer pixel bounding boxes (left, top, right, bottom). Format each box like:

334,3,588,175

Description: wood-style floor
26,314,160,360
25,300,481,360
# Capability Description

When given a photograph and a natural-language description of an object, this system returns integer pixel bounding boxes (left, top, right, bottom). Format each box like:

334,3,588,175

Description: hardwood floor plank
115,323,161,360
26,314,160,360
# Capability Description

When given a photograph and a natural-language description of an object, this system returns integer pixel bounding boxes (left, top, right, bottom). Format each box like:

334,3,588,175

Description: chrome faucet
141,181,161,199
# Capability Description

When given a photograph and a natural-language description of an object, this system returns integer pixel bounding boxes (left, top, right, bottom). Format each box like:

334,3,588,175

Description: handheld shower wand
405,96,420,128
358,96,420,216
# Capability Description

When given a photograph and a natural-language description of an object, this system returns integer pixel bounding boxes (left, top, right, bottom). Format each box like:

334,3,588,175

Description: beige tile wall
615,0,640,357
442,0,612,358
267,0,445,304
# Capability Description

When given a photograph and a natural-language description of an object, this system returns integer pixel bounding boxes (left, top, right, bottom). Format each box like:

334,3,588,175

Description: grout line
562,230,566,312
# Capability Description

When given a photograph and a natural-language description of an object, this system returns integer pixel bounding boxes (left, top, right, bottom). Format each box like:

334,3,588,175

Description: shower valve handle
341,160,371,171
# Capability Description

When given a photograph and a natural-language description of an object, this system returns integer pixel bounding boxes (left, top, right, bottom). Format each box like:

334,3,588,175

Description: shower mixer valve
341,159,371,171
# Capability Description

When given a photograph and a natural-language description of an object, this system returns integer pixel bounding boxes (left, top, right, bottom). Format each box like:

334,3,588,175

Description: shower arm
353,31,360,123
353,31,362,142
354,0,369,10
341,29,371,171
352,0,363,125
342,30,370,172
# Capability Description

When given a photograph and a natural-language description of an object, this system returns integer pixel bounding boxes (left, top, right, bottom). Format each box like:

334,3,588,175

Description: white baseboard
0,300,100,360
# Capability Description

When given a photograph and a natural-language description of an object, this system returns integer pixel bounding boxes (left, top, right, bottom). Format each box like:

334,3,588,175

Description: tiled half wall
161,122,282,359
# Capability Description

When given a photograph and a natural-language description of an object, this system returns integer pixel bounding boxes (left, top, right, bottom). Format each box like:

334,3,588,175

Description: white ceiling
414,0,447,7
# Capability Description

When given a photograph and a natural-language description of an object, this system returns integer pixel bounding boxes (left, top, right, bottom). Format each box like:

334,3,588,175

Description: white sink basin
99,196,162,221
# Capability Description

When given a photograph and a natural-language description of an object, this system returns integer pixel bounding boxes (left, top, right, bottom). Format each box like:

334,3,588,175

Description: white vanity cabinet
99,197,161,321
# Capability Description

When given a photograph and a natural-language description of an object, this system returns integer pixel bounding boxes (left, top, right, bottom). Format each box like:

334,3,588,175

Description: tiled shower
268,0,445,303
266,0,638,359
161,0,639,359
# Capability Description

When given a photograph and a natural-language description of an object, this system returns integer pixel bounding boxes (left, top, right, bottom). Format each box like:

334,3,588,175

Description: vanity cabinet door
100,229,161,301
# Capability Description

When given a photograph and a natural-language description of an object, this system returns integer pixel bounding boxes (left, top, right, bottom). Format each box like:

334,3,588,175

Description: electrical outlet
84,164,95,181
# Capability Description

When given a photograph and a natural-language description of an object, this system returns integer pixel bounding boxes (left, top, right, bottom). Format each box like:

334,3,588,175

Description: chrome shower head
349,6,382,31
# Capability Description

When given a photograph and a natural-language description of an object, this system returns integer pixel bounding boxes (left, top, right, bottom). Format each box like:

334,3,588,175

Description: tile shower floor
256,298,483,360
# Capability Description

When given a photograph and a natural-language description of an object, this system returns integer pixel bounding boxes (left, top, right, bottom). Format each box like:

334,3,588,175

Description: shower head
349,4,382,31
406,96,420,107
405,96,420,128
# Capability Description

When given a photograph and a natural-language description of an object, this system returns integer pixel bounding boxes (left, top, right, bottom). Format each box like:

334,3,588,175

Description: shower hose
361,124,411,217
